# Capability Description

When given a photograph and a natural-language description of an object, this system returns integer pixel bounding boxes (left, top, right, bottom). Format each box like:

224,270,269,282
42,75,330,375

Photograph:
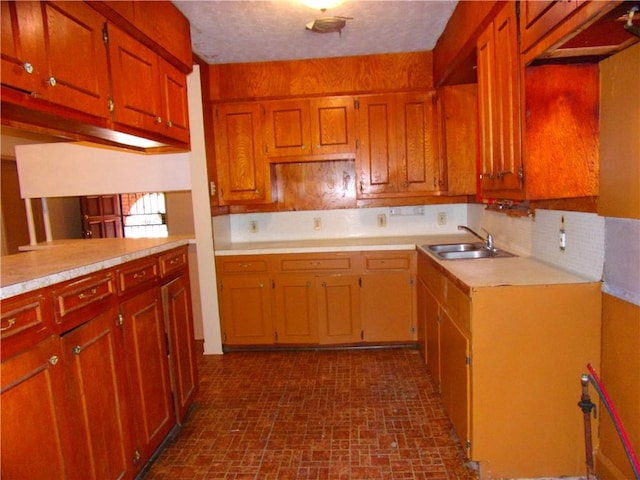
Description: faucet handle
481,228,495,251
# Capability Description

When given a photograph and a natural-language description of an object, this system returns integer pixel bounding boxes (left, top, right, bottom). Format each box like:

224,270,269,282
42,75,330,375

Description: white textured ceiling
172,1,458,65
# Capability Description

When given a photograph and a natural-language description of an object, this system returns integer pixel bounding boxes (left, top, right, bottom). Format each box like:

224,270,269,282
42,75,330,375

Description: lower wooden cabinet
162,272,199,424
0,245,198,479
216,250,416,348
417,249,602,478
1,336,69,480
120,286,174,468
61,305,134,480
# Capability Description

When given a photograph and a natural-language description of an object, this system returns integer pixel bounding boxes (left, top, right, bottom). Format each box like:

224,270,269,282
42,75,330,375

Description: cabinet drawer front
279,255,354,272
363,252,413,272
54,273,115,320
159,248,187,277
0,292,52,360
219,258,269,274
117,258,159,295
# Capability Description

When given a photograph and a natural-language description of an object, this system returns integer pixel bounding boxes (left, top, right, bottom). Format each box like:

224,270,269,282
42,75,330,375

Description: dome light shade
301,0,344,11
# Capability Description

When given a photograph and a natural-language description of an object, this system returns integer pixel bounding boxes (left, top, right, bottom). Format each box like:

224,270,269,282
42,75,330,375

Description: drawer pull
0,318,16,332
78,288,98,300
49,355,59,366
169,258,180,265
133,271,147,279
72,345,82,355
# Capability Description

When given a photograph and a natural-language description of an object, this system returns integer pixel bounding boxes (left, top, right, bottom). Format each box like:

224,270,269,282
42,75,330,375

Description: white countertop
1,237,193,299
215,234,597,289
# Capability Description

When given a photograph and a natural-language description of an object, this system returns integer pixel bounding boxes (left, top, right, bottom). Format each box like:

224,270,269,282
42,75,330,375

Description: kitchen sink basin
423,242,516,260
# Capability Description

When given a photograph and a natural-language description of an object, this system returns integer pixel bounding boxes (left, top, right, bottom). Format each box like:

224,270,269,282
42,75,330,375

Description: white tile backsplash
227,204,469,243
216,203,606,282
603,217,640,305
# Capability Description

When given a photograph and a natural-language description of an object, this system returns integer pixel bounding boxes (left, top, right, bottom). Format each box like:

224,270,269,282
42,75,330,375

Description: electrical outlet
377,214,387,227
313,217,322,230
250,220,258,233
437,212,447,225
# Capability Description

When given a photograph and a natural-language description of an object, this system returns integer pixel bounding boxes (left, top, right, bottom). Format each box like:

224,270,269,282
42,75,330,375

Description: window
121,192,168,238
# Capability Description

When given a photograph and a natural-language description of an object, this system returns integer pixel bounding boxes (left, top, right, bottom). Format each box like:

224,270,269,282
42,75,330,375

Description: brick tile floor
143,348,479,480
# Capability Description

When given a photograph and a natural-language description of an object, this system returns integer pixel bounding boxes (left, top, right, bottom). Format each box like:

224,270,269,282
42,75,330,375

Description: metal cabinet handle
48,76,57,87
49,355,59,366
155,116,163,124
78,287,98,300
133,271,147,279
23,62,34,74
0,318,16,332
166,120,173,128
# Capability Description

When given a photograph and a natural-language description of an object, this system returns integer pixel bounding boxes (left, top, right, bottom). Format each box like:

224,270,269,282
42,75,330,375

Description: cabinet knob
49,355,59,366
301,145,306,150
166,120,173,128
47,76,57,87
23,62,34,74
155,116,163,124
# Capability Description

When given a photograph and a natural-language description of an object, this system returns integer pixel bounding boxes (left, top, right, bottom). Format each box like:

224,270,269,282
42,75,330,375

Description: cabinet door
424,288,440,388
273,274,319,344
1,336,68,480
520,0,579,55
395,92,441,194
356,94,399,196
1,1,47,94
120,286,174,468
360,252,415,343
477,2,523,197
264,99,312,157
317,275,361,344
40,1,111,119
159,58,190,144
108,22,163,135
61,307,133,480
219,274,273,345
309,96,356,156
162,273,199,424
436,84,478,196
440,311,470,458
214,102,270,204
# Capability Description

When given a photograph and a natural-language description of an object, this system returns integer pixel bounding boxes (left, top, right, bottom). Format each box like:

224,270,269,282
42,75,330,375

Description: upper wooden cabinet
213,102,271,205
356,92,441,198
108,23,190,145
476,1,599,202
264,97,356,160
1,0,191,152
1,1,111,121
520,0,638,65
476,1,523,198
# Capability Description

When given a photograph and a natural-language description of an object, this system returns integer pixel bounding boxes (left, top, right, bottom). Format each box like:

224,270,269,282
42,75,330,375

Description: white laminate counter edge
1,237,193,300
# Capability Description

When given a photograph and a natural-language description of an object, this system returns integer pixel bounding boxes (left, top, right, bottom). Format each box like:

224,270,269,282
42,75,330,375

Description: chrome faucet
458,225,496,252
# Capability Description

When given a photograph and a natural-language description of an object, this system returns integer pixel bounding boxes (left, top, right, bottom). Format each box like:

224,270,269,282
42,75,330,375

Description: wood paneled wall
206,51,434,101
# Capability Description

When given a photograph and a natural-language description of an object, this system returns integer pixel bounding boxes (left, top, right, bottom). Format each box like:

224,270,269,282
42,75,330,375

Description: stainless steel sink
423,243,516,260
426,242,484,253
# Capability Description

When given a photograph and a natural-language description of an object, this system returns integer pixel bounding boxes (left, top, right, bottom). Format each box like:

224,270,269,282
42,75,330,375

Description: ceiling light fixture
305,16,352,35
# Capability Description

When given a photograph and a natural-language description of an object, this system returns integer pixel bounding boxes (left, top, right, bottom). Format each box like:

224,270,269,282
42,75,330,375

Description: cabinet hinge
358,277,362,287
518,165,525,181
410,326,416,334
466,440,471,450
107,96,115,113
209,181,216,197
355,138,359,150
361,330,364,340
116,312,124,327
274,331,278,342
354,99,360,110
102,24,109,45
466,356,472,366
272,280,275,289
409,277,415,287
133,448,141,465
223,332,227,343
